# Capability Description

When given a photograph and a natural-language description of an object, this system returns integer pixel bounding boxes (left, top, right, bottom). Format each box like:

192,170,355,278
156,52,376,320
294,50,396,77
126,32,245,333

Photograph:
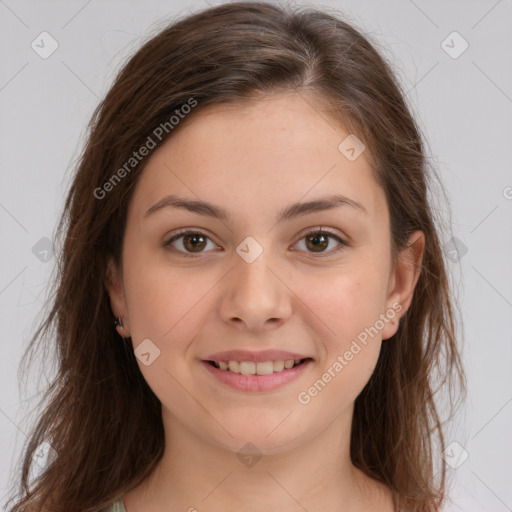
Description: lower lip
201,359,313,392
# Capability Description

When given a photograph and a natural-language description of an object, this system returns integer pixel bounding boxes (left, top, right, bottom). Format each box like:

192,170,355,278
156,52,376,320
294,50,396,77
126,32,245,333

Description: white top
106,499,126,512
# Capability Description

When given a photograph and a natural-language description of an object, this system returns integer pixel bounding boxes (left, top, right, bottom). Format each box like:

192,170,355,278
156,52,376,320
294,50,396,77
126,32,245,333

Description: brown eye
164,228,348,258
164,230,217,256
305,232,329,252
294,229,347,257
182,233,207,252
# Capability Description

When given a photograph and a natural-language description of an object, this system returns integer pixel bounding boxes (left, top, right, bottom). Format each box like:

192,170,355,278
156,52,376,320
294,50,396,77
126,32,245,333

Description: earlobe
382,230,425,340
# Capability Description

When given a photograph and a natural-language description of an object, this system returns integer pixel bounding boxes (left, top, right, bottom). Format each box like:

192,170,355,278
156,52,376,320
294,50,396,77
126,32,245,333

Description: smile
210,359,305,375
202,358,313,392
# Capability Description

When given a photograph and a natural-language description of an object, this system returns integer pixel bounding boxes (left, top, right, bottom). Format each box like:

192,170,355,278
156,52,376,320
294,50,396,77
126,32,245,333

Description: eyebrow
145,193,367,223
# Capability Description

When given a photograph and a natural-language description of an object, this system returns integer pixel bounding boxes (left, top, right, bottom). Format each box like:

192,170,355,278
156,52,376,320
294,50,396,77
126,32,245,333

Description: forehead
129,92,387,224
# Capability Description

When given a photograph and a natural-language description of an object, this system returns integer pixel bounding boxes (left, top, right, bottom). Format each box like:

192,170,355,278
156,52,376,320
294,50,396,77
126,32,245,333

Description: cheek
298,271,385,390
123,249,222,360
122,265,215,409
294,283,384,417
302,271,384,342
125,271,206,340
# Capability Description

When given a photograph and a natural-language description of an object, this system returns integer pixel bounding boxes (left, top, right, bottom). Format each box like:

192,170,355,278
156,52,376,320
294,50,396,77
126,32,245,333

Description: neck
122,404,392,512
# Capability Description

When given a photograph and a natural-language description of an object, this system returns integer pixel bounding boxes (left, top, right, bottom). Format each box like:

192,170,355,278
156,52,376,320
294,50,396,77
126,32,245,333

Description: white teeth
256,361,274,375
239,361,256,375
273,360,284,372
214,358,304,374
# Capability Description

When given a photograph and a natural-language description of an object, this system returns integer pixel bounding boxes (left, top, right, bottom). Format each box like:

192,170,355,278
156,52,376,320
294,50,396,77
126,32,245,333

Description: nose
218,248,293,332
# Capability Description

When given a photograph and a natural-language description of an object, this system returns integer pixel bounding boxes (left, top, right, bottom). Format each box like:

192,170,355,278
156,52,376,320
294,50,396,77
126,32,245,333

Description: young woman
5,2,466,511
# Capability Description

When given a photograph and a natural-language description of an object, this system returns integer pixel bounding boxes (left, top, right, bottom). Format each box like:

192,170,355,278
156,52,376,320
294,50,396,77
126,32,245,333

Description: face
106,91,424,455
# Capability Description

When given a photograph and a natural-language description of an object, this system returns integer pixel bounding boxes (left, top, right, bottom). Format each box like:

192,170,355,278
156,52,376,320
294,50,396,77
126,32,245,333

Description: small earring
114,317,126,337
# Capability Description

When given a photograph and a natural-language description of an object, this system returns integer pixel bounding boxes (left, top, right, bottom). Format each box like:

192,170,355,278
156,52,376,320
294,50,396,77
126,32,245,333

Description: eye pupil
184,234,207,252
307,233,328,252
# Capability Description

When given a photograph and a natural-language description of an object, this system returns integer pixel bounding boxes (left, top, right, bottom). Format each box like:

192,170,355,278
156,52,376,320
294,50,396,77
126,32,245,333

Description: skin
106,91,425,512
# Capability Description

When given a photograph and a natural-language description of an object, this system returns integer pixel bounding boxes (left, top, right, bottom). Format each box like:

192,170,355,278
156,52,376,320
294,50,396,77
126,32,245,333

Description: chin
208,425,307,458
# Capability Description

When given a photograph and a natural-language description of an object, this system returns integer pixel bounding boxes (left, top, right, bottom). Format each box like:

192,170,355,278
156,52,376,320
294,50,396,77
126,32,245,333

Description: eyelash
163,228,349,258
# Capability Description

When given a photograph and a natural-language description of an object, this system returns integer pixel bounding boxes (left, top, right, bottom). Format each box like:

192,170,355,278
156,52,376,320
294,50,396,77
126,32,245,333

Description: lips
201,357,313,392
203,349,312,363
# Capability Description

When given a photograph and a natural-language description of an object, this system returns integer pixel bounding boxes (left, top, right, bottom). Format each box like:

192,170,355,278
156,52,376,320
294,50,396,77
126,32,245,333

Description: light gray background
1,0,511,510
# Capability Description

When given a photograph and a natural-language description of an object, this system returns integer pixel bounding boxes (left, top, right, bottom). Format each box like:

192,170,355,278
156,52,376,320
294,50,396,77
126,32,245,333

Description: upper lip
203,349,312,363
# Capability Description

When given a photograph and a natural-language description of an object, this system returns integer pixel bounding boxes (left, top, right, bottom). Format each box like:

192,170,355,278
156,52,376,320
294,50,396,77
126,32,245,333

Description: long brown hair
5,2,466,511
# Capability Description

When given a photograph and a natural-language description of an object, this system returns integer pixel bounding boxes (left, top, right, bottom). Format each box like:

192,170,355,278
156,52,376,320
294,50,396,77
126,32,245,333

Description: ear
381,230,425,340
105,256,130,333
